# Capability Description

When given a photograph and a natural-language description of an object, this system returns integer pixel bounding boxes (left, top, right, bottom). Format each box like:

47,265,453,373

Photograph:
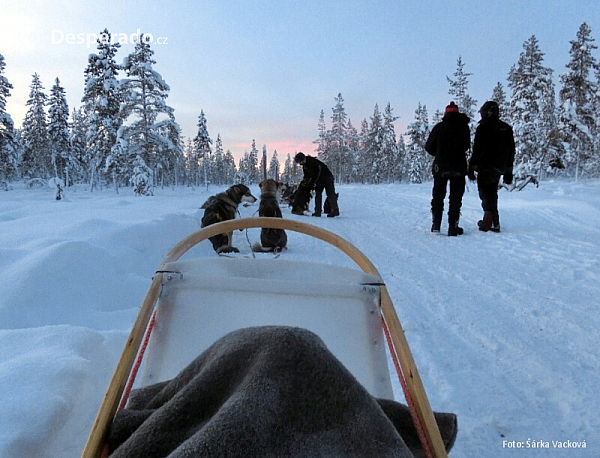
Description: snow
1,179,599,457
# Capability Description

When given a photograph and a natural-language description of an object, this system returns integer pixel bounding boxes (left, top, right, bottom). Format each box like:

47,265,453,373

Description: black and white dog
201,184,257,253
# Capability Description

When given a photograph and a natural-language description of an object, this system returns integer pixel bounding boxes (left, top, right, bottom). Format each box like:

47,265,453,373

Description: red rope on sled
118,308,158,411
381,315,434,458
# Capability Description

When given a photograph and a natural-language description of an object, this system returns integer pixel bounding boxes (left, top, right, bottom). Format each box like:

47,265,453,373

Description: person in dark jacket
468,101,516,232
292,152,339,217
425,102,471,236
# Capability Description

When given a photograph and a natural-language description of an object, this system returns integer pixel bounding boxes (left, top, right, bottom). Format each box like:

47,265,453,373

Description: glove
504,172,513,185
467,168,476,182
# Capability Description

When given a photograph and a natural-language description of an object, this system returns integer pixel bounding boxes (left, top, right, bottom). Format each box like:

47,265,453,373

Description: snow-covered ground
1,179,599,457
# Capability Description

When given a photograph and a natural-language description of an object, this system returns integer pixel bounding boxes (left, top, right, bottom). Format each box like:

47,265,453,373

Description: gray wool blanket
107,326,457,457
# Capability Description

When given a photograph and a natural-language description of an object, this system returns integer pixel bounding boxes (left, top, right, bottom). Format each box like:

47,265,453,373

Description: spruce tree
382,102,400,183
82,29,122,189
212,134,226,185
403,103,431,184
117,34,182,189
21,73,50,179
313,110,328,158
224,150,237,184
327,93,350,183
447,56,478,121
47,78,71,182
559,22,598,179
363,104,384,183
69,107,89,185
247,140,259,184
508,35,557,179
260,144,268,181
0,54,17,186
491,82,510,122
193,110,212,187
268,149,280,180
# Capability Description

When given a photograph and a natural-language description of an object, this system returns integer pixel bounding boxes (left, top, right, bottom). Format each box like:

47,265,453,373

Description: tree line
1,23,600,194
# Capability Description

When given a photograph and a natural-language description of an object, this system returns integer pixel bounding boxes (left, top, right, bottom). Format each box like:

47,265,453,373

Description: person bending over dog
292,152,339,217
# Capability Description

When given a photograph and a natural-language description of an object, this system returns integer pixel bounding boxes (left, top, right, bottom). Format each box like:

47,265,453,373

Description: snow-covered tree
268,149,280,180
210,134,226,185
68,107,89,185
363,104,385,183
260,144,268,181
281,153,300,183
403,103,431,183
246,139,259,184
447,56,478,121
0,54,17,186
223,150,237,184
508,35,558,179
382,102,400,183
491,82,510,123
116,35,182,189
193,110,212,187
313,110,328,158
47,78,71,183
131,155,153,196
21,73,50,179
345,119,359,183
327,93,350,183
82,29,122,189
558,22,598,179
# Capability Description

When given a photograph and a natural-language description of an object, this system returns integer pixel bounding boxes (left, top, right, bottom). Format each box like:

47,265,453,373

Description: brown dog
253,179,288,252
201,184,257,253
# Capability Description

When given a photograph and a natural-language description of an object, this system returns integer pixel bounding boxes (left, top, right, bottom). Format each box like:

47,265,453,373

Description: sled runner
81,217,450,458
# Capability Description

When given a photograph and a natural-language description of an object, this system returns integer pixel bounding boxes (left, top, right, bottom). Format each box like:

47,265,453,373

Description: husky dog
290,180,313,215
201,184,257,253
253,179,288,252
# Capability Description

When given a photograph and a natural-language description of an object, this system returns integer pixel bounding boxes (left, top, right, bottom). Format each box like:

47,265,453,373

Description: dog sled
81,217,454,458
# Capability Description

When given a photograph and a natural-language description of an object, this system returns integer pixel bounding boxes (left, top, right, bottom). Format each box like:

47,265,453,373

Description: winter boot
448,221,464,236
477,211,493,232
326,208,339,217
431,214,442,233
312,211,321,217
490,211,501,232
431,199,443,233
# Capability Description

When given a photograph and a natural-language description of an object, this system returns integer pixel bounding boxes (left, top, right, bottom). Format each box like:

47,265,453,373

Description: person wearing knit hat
445,102,459,114
425,102,471,236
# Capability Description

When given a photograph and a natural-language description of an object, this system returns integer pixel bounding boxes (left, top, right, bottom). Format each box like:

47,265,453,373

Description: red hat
445,102,459,114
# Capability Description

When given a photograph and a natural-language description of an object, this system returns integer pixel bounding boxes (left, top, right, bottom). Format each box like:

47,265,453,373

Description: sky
1,0,600,162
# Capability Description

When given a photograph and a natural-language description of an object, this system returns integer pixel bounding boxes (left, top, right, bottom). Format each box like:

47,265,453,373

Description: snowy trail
0,180,599,457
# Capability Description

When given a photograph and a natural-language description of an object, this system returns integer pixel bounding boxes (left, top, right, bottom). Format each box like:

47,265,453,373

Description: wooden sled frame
81,217,448,458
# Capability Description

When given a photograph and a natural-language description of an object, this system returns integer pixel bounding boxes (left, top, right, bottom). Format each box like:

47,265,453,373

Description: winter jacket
301,155,334,186
470,116,516,176
425,112,471,177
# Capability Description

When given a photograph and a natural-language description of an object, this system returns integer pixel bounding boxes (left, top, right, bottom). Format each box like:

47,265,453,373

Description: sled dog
253,179,288,252
201,184,257,254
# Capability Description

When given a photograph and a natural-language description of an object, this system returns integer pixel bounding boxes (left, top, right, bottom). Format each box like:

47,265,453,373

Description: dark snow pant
476,171,501,225
431,175,465,226
314,176,338,215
